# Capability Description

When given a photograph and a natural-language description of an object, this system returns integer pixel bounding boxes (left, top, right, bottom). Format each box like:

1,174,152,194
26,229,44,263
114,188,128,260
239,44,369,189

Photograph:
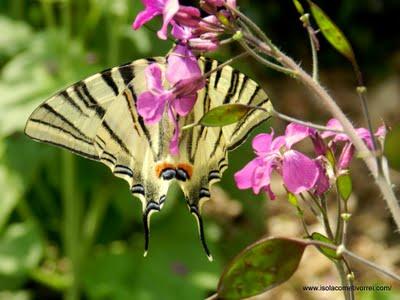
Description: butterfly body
25,56,273,260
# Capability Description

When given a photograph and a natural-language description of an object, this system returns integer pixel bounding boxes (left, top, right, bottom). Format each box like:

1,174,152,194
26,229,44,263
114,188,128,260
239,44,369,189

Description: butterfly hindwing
178,58,272,259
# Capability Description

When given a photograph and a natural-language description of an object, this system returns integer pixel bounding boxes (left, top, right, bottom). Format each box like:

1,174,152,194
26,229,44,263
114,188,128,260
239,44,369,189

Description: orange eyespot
177,163,193,179
155,162,175,178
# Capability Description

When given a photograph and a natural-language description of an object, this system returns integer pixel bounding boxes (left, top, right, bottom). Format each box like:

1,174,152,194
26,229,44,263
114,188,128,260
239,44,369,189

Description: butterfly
25,56,272,260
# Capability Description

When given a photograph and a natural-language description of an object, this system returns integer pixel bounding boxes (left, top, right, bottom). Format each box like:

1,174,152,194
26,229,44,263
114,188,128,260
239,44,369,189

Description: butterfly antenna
143,201,161,257
189,204,213,261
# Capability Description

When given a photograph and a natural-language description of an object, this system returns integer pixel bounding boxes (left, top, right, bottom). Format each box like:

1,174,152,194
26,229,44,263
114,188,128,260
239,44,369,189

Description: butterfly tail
142,200,164,257
188,203,213,261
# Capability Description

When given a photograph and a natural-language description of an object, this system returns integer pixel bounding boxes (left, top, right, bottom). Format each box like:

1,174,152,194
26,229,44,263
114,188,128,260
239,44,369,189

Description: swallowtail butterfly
25,56,272,260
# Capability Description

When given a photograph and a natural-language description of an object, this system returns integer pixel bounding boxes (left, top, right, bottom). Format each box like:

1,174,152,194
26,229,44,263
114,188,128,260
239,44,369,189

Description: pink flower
137,44,204,155
234,127,320,199
322,119,386,170
171,23,220,52
133,0,180,40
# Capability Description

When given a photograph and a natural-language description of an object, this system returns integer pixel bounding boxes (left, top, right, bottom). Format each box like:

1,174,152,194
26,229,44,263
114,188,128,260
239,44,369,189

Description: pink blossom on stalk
171,23,220,52
174,6,201,27
234,129,320,199
137,44,204,155
321,118,386,170
314,157,330,195
133,0,180,40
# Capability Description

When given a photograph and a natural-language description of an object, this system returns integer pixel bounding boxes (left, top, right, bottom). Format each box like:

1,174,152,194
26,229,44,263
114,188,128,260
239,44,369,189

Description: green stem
40,0,55,29
107,13,120,66
62,152,81,300
62,0,72,41
271,108,344,133
238,38,296,76
320,195,334,240
225,3,276,52
335,191,343,243
302,239,400,282
81,188,109,258
11,0,23,19
307,25,319,82
335,261,352,300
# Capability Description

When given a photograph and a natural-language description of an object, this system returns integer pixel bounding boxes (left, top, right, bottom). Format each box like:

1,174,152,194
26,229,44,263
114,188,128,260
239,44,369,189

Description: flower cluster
133,0,236,155
137,45,205,155
133,0,235,51
235,120,385,199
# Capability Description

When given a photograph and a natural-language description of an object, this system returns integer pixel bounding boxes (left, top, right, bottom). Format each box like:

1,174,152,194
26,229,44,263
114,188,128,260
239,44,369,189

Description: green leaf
293,0,305,15
384,125,400,171
0,165,23,231
337,173,352,201
199,104,252,127
308,1,356,64
0,222,44,290
311,232,339,260
0,16,33,60
217,237,307,299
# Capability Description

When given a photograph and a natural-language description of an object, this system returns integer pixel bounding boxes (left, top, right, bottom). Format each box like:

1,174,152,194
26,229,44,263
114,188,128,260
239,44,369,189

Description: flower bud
175,5,201,27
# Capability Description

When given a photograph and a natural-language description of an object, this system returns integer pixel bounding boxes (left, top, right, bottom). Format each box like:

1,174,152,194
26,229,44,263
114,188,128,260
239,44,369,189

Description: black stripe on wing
41,104,90,140
101,72,119,96
28,118,92,145
102,121,132,155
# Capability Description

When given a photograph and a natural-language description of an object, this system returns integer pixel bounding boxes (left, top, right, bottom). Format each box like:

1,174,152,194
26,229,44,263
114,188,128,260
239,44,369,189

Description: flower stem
335,261,352,300
62,152,81,300
319,195,334,240
205,293,218,300
307,25,319,82
238,37,296,76
271,108,344,133
301,239,400,282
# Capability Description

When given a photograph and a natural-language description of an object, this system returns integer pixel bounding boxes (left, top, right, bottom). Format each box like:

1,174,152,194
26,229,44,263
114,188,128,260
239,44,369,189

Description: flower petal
321,118,343,139
158,0,180,39
314,158,330,195
375,125,387,138
137,91,168,124
252,159,276,195
168,105,180,155
252,133,273,154
144,64,165,93
337,142,355,170
271,135,286,151
234,159,260,190
285,123,315,149
172,94,197,116
132,7,160,30
282,150,319,194
166,44,201,85
171,23,193,40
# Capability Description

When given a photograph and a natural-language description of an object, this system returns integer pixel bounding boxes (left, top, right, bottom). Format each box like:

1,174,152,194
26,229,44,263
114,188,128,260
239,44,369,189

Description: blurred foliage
0,0,399,299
